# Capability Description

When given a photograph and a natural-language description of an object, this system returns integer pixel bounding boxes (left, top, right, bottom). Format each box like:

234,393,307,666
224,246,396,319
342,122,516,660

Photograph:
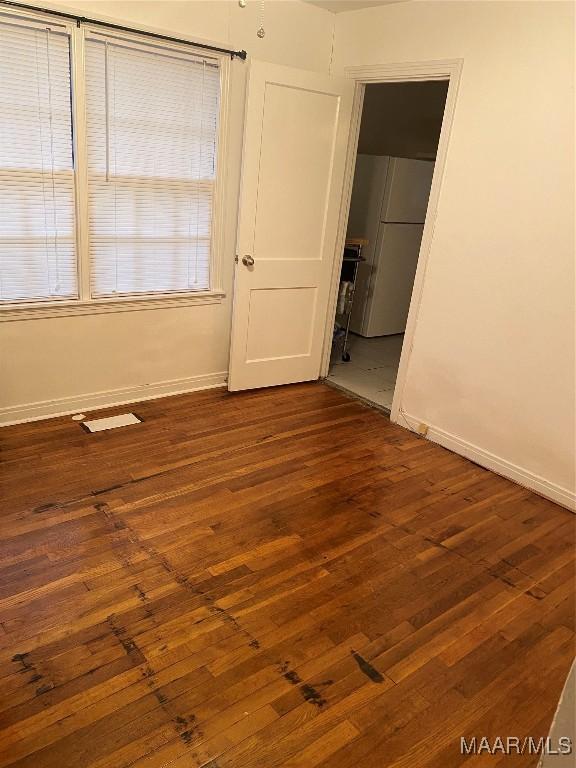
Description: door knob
241,255,255,267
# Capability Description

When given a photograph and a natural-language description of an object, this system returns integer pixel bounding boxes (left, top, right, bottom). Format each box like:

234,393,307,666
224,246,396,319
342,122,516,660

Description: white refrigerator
347,155,434,337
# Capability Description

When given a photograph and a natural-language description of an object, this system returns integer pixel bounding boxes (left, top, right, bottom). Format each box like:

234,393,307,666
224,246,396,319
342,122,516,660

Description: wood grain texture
0,382,573,767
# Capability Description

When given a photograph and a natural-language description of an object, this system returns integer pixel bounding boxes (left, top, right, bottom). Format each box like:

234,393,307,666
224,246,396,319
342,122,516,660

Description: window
0,18,77,303
85,35,220,297
0,9,226,316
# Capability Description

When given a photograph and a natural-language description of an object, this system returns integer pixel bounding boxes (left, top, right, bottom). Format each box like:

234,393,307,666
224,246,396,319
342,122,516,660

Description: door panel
228,60,354,391
246,287,316,361
254,86,338,261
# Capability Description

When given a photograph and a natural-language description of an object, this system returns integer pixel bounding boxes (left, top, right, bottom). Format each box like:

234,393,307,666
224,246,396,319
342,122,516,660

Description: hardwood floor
0,382,574,767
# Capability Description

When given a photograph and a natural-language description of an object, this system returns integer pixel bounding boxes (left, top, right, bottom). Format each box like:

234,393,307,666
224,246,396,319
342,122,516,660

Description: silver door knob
241,255,255,267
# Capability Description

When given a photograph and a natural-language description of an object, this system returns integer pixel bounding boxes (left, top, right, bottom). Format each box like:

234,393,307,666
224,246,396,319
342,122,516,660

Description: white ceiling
304,0,406,14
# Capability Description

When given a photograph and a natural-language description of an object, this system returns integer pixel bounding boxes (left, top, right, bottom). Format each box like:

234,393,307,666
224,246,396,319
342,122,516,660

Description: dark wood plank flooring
0,382,574,767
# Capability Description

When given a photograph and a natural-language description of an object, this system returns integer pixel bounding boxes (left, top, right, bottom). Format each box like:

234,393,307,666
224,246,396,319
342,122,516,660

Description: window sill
0,291,226,322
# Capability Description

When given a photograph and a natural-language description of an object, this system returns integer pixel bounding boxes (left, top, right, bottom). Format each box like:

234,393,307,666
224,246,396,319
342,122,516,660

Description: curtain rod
0,0,248,59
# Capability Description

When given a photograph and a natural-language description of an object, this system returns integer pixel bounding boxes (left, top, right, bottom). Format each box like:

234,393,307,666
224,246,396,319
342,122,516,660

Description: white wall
0,0,335,422
332,1,575,505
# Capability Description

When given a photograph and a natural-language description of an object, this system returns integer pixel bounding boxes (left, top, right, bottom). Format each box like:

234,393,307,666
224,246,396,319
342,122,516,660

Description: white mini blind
0,19,77,303
85,36,220,297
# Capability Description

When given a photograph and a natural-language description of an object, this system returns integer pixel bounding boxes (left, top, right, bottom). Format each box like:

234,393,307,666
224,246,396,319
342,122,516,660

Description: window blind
0,18,77,303
85,36,220,298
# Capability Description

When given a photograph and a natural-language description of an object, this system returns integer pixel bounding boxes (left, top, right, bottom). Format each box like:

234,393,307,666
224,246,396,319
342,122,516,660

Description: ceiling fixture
238,0,266,39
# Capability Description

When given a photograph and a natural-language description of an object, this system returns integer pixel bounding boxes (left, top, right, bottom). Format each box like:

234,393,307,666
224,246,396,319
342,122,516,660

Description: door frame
320,59,463,428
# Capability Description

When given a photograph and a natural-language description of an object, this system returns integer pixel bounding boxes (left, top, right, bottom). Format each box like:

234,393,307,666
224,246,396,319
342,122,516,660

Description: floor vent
81,413,142,433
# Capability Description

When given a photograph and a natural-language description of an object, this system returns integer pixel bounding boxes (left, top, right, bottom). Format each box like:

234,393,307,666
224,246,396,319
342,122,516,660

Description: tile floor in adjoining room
327,333,404,410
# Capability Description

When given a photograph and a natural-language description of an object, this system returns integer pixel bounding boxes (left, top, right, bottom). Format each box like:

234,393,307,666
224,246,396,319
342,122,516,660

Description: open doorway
327,80,449,410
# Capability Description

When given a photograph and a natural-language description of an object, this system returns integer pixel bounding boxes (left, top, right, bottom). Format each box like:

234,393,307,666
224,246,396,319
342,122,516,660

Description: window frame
0,8,229,322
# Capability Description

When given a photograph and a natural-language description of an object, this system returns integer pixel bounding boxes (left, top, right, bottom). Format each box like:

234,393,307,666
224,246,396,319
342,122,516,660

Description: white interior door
228,60,354,391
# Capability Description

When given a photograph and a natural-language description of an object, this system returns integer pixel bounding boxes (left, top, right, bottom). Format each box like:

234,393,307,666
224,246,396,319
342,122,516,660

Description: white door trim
320,59,463,429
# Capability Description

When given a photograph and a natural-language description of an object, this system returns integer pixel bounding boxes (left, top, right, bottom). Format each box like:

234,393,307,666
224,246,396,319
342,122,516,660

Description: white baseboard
397,410,576,512
0,371,228,427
